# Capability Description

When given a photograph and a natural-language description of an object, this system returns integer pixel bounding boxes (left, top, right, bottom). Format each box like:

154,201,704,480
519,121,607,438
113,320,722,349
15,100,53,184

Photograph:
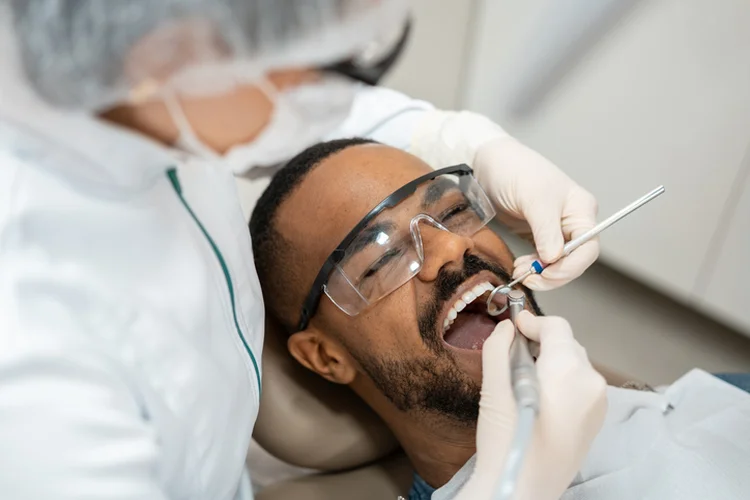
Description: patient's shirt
428,369,750,500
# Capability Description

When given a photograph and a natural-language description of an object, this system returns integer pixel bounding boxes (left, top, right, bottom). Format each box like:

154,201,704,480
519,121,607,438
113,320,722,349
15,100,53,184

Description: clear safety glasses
297,165,496,331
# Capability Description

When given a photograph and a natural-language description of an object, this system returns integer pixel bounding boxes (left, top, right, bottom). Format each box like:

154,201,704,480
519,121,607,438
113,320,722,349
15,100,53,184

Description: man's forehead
281,144,433,242
313,144,432,209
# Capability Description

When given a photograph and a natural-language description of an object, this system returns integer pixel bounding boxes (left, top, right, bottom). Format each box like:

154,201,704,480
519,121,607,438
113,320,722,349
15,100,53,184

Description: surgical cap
4,0,407,111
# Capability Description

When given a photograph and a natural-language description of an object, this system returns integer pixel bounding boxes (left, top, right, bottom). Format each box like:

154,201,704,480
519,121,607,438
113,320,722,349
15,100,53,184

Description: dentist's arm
456,313,608,500
0,349,170,500
0,276,169,500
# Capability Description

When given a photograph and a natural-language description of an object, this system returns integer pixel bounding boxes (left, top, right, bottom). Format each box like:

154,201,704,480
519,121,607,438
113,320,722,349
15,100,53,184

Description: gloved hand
473,136,599,291
409,110,599,291
455,313,608,500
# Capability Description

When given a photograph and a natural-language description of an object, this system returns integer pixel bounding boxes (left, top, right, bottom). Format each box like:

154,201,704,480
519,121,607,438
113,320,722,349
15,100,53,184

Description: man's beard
350,253,543,425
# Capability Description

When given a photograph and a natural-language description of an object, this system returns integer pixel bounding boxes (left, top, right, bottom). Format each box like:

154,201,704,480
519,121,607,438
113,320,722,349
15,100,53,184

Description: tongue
443,312,497,350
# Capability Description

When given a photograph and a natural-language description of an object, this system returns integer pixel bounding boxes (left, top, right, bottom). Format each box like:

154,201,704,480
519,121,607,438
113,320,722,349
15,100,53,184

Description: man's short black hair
250,137,377,333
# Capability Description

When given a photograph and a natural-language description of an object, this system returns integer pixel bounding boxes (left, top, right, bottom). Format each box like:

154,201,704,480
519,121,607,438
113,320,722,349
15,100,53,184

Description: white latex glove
474,137,599,291
409,110,599,291
455,313,608,500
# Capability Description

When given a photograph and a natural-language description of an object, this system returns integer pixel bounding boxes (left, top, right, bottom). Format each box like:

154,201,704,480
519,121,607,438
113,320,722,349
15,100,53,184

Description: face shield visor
298,165,497,331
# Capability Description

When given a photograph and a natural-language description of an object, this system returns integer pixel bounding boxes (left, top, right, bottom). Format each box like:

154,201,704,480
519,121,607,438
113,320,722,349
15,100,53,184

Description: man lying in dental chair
249,138,750,500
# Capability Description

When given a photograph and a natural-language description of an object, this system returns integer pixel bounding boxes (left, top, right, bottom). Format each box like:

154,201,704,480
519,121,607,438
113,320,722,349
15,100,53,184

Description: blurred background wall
382,0,750,384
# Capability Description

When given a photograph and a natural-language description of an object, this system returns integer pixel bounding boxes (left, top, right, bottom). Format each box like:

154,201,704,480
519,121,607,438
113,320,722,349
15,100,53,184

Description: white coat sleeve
324,85,508,168
0,284,169,499
323,84,435,151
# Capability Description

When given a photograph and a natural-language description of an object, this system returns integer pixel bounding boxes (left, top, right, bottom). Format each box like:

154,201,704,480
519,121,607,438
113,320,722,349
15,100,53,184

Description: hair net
3,0,408,111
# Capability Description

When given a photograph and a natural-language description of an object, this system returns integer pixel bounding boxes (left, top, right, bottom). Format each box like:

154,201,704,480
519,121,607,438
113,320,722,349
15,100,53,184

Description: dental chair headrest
253,318,399,471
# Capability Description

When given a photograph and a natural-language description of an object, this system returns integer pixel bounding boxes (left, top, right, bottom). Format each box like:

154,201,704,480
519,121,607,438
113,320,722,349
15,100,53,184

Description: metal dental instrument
487,185,665,316
506,290,539,411
493,290,539,500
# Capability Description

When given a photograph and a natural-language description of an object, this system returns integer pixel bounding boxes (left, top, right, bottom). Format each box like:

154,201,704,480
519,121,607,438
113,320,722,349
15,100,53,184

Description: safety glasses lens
324,173,494,316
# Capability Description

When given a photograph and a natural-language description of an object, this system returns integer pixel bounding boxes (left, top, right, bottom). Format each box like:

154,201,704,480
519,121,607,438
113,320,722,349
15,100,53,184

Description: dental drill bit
507,290,539,412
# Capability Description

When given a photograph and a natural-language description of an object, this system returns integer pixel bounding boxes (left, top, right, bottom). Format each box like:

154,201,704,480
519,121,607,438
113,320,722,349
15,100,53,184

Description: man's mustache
433,254,512,305
417,254,513,351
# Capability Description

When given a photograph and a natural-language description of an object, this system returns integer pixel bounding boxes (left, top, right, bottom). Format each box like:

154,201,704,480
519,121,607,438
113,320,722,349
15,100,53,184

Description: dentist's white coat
0,84,433,499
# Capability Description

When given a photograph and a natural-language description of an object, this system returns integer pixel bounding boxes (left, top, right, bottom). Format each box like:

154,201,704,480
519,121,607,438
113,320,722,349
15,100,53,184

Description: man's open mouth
440,272,512,351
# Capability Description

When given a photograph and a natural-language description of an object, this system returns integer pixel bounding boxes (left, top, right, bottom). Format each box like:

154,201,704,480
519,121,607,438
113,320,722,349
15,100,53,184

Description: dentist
0,1,600,499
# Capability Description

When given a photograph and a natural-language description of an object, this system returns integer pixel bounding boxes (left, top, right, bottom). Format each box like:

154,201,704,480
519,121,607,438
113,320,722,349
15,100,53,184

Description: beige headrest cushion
253,318,399,471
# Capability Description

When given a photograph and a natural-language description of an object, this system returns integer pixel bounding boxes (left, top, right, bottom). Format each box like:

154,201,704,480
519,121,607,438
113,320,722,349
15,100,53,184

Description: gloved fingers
512,254,560,292
512,253,538,280
515,312,591,365
561,187,599,237
495,213,533,239
479,320,515,409
512,236,599,291
460,321,518,500
515,311,574,345
517,313,602,394
513,187,599,290
522,200,566,264
512,253,556,292
525,240,599,290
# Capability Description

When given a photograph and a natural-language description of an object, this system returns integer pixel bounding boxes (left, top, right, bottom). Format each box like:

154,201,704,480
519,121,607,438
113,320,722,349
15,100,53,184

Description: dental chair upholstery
253,317,635,500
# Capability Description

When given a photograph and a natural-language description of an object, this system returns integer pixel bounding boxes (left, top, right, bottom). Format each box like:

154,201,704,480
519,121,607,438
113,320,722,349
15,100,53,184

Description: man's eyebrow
346,220,397,255
422,177,461,209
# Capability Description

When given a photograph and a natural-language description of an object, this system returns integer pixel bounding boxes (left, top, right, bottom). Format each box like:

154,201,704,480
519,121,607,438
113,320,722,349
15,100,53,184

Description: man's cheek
358,304,416,350
456,357,483,386
473,234,515,269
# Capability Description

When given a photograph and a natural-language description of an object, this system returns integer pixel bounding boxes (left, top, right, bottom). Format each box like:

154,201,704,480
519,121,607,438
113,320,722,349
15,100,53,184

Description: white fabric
434,370,750,500
0,112,262,499
564,370,750,500
0,81,435,497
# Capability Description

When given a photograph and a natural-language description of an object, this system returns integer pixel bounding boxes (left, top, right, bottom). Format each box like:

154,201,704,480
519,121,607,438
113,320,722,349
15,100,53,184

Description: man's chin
357,348,481,424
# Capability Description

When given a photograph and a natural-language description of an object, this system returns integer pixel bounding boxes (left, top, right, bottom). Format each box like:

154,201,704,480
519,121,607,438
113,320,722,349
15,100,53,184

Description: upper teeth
443,281,494,332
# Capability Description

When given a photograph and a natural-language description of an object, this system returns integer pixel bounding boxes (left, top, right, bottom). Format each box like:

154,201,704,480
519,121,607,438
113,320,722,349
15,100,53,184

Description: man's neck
390,413,476,488
354,382,477,488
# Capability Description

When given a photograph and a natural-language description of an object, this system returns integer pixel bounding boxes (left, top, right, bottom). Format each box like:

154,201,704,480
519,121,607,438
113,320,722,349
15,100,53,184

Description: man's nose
415,223,475,282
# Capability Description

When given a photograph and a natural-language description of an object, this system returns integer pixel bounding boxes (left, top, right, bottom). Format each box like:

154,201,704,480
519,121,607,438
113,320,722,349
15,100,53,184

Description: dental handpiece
490,291,540,500
487,185,665,316
507,290,540,412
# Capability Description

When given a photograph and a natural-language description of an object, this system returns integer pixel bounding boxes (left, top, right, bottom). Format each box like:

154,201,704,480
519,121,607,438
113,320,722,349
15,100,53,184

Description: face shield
4,0,409,112
298,165,497,331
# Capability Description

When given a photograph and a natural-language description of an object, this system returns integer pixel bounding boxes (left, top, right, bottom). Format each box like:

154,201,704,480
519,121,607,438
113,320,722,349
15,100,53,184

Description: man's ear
288,327,357,385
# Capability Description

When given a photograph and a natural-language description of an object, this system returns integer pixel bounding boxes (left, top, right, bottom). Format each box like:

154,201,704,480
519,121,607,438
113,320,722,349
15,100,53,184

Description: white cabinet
462,0,750,334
